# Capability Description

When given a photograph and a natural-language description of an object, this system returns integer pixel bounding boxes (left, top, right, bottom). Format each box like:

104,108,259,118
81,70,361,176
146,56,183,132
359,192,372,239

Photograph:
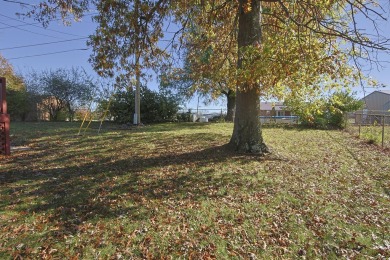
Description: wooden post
0,78,6,114
382,115,385,148
0,77,10,155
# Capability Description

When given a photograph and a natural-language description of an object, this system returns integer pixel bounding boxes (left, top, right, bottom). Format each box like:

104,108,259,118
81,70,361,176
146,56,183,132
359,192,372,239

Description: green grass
347,124,390,148
1,122,389,259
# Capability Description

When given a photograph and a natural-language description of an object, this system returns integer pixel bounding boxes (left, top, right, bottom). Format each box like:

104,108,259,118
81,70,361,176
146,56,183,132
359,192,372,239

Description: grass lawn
1,122,389,259
346,125,390,149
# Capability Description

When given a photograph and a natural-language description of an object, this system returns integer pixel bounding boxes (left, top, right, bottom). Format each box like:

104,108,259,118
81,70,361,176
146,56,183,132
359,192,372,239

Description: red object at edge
0,77,10,155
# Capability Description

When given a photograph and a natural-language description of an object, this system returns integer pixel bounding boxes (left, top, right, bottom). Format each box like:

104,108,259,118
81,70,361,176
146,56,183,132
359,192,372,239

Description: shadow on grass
94,122,221,133
27,131,231,168
325,131,367,169
260,124,313,132
0,141,278,237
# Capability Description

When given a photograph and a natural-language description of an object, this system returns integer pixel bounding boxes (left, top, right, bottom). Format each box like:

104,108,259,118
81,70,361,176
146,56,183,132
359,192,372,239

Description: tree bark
229,0,268,154
225,90,235,122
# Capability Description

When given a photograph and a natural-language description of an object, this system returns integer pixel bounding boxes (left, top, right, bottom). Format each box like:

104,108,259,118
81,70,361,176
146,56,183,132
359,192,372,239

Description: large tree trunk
225,90,235,122
229,0,268,154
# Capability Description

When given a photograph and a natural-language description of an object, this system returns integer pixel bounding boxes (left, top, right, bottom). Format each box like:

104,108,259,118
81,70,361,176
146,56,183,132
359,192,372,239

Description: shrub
107,86,181,124
176,112,191,122
361,123,382,145
286,91,364,129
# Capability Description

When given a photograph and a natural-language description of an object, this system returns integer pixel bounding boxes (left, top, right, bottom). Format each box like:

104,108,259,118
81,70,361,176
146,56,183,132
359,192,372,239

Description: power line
0,37,89,51
2,0,34,6
8,48,90,60
0,15,56,30
0,20,60,38
0,12,98,30
0,13,85,37
0,21,42,30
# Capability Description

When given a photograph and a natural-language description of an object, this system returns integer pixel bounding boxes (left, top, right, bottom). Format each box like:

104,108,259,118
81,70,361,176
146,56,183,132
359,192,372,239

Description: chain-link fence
346,110,390,148
259,116,299,124
177,108,227,122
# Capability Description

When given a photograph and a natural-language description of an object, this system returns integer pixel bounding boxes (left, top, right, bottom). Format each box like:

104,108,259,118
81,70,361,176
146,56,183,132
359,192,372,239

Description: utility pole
133,0,141,125
134,56,141,125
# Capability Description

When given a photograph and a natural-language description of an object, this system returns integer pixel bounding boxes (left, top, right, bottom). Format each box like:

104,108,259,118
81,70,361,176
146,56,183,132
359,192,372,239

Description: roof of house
360,90,390,102
364,90,390,97
260,102,286,111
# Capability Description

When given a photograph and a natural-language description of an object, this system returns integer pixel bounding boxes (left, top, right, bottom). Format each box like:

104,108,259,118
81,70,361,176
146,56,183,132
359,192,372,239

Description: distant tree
28,68,95,121
0,54,29,121
108,85,180,124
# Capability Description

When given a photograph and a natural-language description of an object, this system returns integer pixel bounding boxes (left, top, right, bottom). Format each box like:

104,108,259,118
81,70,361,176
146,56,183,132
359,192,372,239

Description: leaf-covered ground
346,125,390,149
1,122,389,259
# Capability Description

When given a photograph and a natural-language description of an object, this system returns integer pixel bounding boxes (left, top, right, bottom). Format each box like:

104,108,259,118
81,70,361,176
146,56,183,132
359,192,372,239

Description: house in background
361,90,390,112
260,102,292,117
36,96,58,121
259,101,297,124
353,90,390,125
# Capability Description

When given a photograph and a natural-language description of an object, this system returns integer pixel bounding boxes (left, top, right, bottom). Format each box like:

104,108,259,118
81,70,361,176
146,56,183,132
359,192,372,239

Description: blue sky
1,1,390,110
0,1,217,110
1,2,99,77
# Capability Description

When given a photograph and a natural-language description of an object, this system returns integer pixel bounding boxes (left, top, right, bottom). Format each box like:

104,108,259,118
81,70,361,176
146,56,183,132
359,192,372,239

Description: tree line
0,53,182,123
0,56,95,122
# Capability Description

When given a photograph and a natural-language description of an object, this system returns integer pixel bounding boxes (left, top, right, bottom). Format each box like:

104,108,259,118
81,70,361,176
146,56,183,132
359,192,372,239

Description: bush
361,123,382,145
286,91,364,129
176,112,191,122
326,92,364,129
106,86,181,124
